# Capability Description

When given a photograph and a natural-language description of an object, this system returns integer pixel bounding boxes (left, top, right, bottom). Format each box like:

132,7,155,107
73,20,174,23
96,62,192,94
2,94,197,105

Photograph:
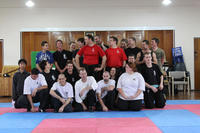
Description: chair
0,65,18,96
168,71,190,96
163,75,171,96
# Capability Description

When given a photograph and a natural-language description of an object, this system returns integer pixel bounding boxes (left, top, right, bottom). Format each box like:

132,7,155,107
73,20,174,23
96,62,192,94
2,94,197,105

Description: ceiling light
26,1,35,7
162,0,172,6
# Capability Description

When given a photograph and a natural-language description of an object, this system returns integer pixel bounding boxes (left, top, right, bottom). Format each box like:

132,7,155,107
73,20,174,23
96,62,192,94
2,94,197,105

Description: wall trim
20,26,175,32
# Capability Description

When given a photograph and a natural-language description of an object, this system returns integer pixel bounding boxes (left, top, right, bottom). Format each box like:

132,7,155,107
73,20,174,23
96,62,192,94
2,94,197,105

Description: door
0,40,3,73
194,38,200,90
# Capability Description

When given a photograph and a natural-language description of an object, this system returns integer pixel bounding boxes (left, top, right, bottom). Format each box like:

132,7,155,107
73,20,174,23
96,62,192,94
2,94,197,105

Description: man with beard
96,71,115,111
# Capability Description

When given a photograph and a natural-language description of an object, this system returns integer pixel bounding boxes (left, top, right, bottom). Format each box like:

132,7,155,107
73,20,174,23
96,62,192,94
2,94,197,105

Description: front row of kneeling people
13,52,166,112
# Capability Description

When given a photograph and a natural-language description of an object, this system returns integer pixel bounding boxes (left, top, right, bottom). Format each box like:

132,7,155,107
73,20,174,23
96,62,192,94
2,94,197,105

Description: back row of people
35,35,166,81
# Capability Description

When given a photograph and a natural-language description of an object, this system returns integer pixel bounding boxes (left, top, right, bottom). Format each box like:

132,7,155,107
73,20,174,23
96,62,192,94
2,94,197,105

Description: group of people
12,34,166,113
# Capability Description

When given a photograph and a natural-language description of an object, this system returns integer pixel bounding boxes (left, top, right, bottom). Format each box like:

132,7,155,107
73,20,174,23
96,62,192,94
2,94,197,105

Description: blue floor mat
166,100,200,105
1,100,200,133
0,128,33,133
0,113,49,129
143,109,200,126
0,103,40,107
0,103,12,107
159,126,200,133
46,111,146,119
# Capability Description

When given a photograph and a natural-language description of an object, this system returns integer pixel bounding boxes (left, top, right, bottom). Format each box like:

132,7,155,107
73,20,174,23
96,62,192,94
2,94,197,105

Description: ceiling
0,0,200,8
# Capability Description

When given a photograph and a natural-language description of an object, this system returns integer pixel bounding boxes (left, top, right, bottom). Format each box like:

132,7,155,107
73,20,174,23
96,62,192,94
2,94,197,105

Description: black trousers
96,90,115,111
83,64,102,81
74,90,96,112
51,90,72,112
117,98,142,111
144,87,166,109
14,89,49,110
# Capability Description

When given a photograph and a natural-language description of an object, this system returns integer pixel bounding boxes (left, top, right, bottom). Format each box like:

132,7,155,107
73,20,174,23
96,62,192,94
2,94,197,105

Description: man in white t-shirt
96,71,115,111
74,68,98,112
15,68,49,112
50,74,73,112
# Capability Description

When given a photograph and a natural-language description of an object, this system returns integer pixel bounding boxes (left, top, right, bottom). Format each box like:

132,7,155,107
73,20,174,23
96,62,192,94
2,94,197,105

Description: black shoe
27,108,31,112
88,106,94,112
38,108,46,112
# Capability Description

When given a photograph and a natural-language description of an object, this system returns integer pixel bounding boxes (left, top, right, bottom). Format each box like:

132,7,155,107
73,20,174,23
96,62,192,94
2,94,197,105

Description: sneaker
38,108,46,112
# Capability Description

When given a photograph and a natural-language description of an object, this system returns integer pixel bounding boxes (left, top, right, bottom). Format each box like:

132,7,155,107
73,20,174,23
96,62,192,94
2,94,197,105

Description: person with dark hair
64,61,79,91
72,38,85,70
75,35,106,81
74,68,97,112
12,59,30,107
136,40,157,64
96,71,115,111
139,52,166,109
39,60,58,108
125,37,142,58
14,68,49,112
128,54,136,63
151,37,166,73
94,35,108,51
39,60,58,89
53,40,72,74
69,41,76,53
120,39,128,51
36,41,54,72
105,36,127,77
110,67,118,81
117,63,145,111
50,74,73,112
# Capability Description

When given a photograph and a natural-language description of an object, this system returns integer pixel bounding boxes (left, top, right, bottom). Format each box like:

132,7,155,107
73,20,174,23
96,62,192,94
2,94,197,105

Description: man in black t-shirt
139,52,166,109
12,59,30,107
125,37,142,58
53,40,72,74
64,61,79,95
72,38,85,70
39,60,58,108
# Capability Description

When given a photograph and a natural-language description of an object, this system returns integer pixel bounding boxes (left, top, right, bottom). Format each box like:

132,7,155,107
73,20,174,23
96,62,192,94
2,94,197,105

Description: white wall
0,6,200,89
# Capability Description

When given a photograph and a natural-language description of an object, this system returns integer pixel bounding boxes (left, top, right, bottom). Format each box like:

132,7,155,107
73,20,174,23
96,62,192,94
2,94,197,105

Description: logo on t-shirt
92,48,95,53
153,70,156,76
63,54,67,59
117,50,119,54
52,75,56,81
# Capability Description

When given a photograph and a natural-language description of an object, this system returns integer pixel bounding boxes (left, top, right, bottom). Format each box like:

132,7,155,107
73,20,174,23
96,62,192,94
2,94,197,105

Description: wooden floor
0,90,200,103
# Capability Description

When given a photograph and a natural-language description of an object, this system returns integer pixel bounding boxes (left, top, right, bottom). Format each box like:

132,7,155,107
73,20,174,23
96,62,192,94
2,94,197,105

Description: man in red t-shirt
75,35,107,81
105,36,127,76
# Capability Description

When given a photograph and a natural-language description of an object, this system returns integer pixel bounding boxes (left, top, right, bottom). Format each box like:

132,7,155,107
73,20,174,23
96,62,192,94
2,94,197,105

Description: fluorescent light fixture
162,0,172,6
26,0,35,7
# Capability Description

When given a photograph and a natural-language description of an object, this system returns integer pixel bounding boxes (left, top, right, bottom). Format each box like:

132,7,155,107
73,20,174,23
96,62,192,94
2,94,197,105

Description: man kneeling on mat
15,68,49,112
139,52,166,109
50,74,73,112
96,71,115,111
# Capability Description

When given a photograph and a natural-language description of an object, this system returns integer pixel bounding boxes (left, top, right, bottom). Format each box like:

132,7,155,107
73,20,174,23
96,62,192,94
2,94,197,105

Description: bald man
50,74,73,112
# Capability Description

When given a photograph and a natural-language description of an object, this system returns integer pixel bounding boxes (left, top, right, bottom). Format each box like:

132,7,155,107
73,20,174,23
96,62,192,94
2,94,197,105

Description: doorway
0,40,3,73
194,38,200,90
